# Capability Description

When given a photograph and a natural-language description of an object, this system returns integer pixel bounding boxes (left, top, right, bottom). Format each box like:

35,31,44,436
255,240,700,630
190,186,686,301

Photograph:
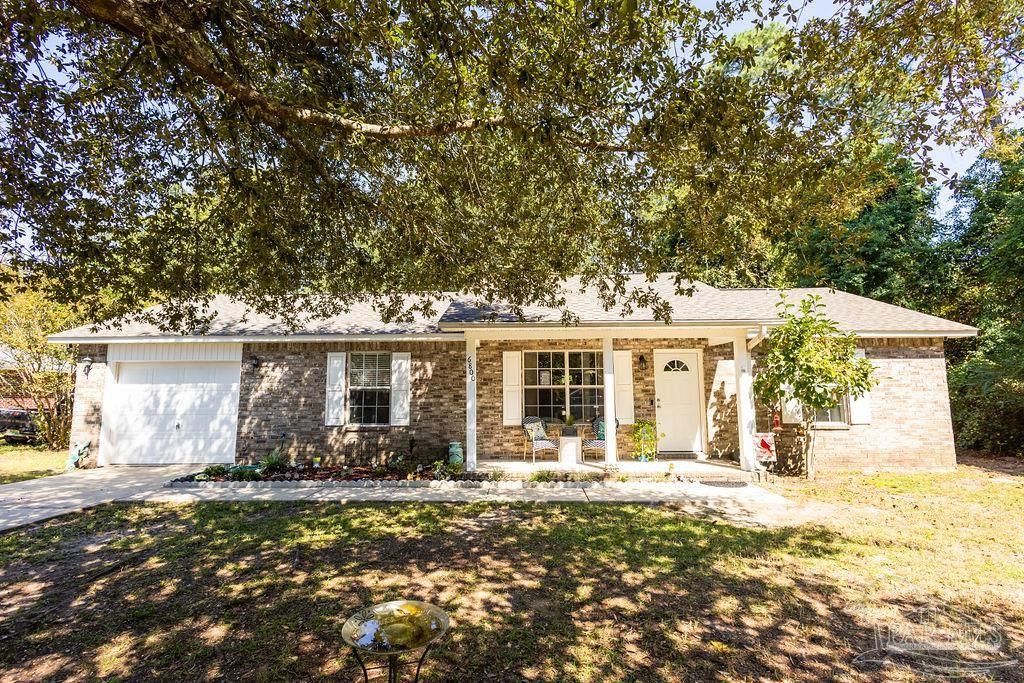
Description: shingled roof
51,295,453,341
50,274,976,341
441,274,975,335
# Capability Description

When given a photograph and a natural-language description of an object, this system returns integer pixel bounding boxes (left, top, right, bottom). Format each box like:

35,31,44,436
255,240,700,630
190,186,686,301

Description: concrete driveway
0,466,193,532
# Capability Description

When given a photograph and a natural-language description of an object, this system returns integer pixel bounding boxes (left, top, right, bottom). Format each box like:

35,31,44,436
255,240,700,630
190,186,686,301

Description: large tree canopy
2,0,1022,328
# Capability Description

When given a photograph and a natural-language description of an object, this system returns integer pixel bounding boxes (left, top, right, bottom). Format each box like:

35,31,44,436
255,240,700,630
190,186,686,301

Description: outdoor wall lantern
82,357,93,377
637,355,648,372
246,356,261,369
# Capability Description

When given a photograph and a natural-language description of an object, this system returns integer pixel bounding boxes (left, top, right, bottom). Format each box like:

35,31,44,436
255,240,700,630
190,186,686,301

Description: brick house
50,275,975,474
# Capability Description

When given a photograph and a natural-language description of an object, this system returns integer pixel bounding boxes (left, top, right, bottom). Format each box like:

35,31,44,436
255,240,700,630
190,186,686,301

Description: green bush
630,420,660,461
228,465,262,482
259,447,288,475
431,460,464,480
201,464,228,477
529,470,559,483
949,345,1024,455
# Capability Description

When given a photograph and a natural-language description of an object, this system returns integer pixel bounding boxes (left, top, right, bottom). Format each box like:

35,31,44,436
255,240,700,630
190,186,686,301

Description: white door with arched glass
654,351,703,453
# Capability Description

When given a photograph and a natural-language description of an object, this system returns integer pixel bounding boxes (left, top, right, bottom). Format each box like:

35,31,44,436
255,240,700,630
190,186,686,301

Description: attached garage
99,344,242,465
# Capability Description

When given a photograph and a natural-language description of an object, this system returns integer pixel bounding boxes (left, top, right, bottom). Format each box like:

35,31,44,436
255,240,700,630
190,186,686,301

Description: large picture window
348,352,391,425
523,351,604,421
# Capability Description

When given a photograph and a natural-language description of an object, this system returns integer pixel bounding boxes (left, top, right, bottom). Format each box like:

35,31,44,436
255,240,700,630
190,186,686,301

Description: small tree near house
754,294,875,477
0,287,80,450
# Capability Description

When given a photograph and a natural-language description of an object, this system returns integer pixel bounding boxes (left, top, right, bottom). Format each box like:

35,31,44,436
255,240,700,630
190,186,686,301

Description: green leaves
0,1,1021,327
753,294,875,414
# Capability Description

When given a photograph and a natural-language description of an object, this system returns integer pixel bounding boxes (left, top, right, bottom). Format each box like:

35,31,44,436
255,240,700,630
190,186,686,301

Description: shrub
432,460,464,480
529,470,559,483
631,420,660,461
228,465,261,481
202,464,228,477
259,448,287,475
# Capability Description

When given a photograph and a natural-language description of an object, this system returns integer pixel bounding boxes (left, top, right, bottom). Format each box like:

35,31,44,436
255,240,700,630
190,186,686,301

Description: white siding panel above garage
107,343,243,363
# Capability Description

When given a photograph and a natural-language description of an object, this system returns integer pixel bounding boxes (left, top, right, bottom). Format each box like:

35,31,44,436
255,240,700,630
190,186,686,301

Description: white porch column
733,332,759,471
465,337,477,471
602,336,618,464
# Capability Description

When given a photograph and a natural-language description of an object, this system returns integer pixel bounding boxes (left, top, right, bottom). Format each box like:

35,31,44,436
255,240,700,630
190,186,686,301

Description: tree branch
69,0,640,151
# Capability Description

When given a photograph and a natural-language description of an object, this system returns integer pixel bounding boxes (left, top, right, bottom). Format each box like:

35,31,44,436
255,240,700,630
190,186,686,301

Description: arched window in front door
663,359,689,372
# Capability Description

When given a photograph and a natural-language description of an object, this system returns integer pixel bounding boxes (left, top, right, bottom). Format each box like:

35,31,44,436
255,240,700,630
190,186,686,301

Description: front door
654,351,703,453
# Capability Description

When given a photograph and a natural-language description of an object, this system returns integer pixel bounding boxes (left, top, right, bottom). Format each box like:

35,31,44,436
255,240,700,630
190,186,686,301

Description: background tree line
664,139,1024,455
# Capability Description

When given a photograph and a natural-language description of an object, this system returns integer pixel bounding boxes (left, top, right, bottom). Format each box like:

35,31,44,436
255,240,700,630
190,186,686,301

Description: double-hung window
523,351,604,422
814,400,849,426
348,352,391,425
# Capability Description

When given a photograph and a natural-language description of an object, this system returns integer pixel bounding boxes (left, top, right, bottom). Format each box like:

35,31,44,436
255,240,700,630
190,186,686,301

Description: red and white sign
753,432,777,463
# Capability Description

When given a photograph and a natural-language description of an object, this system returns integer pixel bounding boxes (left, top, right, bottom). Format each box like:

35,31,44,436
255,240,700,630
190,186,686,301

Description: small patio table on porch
558,433,582,465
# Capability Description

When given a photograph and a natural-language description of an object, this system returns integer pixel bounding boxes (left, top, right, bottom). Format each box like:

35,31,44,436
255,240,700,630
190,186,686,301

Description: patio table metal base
351,643,435,683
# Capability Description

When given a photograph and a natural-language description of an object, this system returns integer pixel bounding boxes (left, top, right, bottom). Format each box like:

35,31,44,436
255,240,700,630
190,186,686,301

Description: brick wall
68,344,107,467
64,336,959,473
475,338,739,461
236,341,465,465
754,338,957,473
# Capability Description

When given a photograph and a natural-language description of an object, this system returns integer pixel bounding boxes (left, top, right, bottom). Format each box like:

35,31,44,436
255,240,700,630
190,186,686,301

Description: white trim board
49,333,461,344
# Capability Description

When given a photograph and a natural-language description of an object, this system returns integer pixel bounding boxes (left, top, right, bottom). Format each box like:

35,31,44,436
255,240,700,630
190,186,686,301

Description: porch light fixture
246,356,261,369
638,355,648,372
82,357,93,377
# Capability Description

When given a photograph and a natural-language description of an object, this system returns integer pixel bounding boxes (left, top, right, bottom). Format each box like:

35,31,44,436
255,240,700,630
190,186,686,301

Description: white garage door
103,362,241,465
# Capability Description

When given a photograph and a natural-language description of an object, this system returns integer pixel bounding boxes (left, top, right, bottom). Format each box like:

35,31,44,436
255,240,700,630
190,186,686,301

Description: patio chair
522,416,558,463
582,418,619,462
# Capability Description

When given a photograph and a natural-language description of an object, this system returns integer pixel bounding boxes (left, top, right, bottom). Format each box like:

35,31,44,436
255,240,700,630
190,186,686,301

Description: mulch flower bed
179,465,493,483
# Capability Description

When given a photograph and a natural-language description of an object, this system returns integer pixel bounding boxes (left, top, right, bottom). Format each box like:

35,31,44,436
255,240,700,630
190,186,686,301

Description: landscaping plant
630,420,661,462
259,448,287,475
754,294,875,477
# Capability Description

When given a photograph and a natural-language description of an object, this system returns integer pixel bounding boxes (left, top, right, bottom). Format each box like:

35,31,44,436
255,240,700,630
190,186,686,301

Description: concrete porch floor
476,457,754,482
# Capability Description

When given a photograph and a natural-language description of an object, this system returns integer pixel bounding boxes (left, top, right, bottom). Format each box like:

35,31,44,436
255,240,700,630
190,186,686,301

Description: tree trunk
805,418,818,479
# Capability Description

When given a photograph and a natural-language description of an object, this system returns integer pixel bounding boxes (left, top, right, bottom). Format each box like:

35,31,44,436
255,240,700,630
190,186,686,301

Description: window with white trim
523,351,604,421
814,399,849,425
348,352,391,425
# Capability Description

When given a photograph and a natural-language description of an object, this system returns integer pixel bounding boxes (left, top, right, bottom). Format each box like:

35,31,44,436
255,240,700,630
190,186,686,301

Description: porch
461,326,767,476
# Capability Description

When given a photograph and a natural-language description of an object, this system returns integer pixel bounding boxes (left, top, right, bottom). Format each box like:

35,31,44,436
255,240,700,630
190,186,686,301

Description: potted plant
560,411,578,436
631,420,661,461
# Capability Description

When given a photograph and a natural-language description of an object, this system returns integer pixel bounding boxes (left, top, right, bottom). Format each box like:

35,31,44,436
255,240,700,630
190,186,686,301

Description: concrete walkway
0,466,193,532
138,480,799,527
2,469,807,531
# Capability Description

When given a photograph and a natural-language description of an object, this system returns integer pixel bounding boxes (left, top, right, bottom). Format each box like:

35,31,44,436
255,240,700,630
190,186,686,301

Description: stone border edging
162,478,742,490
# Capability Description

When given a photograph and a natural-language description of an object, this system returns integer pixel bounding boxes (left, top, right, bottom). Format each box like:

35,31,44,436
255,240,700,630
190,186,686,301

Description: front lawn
0,444,65,485
0,460,1021,681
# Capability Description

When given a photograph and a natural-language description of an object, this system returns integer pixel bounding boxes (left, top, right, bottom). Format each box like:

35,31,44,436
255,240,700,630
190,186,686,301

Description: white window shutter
849,348,872,424
781,383,803,424
325,352,346,426
390,352,411,426
612,350,635,424
502,351,522,426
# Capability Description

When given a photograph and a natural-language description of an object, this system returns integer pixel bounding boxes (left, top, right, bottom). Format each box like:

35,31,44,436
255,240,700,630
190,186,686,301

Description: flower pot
561,426,578,437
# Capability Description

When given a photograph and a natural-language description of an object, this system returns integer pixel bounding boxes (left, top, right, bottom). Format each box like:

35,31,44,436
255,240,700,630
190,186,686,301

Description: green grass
0,444,65,485
0,461,1022,681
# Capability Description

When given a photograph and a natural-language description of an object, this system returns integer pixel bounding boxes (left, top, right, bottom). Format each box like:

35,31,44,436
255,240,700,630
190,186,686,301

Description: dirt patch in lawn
958,451,1024,478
